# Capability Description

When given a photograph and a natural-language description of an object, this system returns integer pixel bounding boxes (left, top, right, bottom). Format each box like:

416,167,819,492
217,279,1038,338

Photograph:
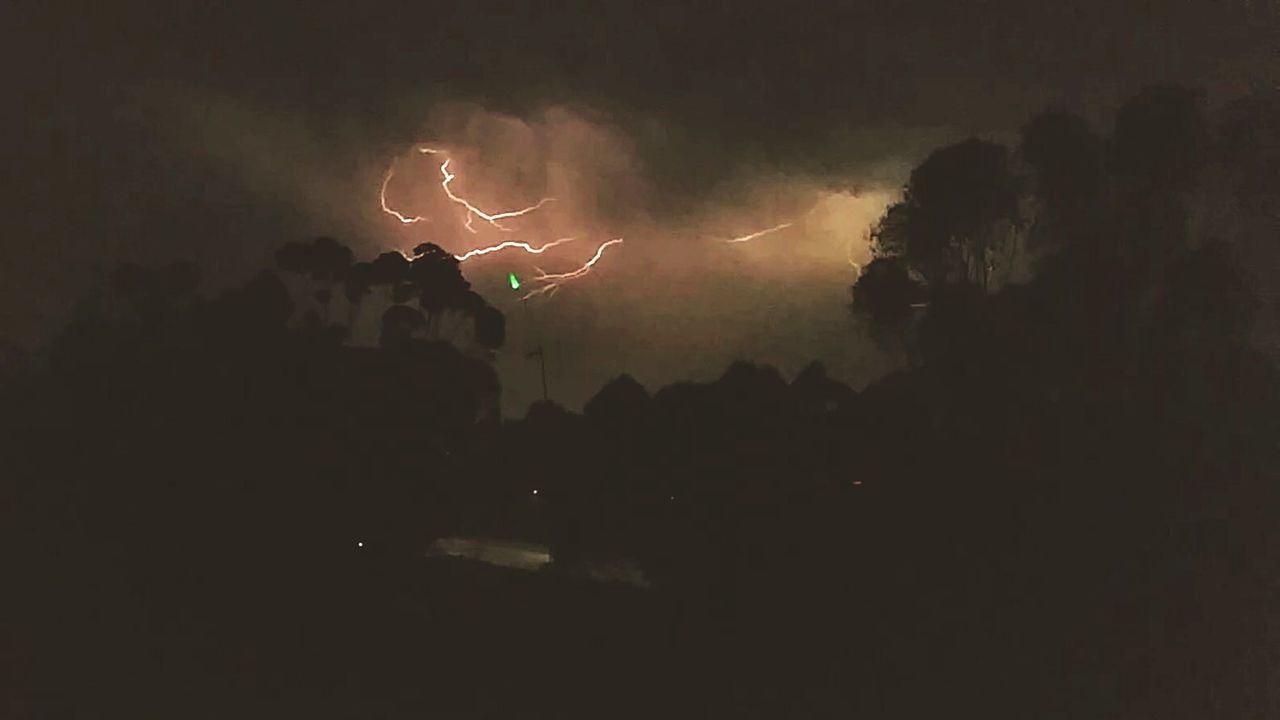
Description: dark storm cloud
8,0,1260,213
3,0,1270,387
12,1,1258,198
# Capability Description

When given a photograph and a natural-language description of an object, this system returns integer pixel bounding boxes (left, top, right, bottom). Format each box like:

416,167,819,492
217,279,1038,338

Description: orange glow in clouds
378,139,883,306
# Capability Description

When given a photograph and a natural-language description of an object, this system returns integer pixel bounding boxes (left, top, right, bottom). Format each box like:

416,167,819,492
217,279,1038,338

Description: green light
508,272,521,290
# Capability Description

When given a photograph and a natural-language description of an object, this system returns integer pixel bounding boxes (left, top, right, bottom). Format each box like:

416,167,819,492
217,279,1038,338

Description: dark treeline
3,85,1279,719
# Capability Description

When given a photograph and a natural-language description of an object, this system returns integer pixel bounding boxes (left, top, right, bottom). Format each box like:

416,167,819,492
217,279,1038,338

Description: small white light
531,489,538,496
357,541,364,548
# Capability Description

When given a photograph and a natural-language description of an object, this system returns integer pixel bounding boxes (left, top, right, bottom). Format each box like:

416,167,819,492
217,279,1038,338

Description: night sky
5,0,1273,412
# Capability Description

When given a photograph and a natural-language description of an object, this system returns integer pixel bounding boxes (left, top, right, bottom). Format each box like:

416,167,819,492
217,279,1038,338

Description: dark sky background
5,0,1275,412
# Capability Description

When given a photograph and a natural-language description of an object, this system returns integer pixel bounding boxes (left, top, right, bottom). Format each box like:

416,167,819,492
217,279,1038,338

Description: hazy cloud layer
4,0,1271,410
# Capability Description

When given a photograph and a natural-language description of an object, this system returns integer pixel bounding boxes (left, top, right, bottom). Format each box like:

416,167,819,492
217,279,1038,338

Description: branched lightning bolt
380,162,430,224
522,238,624,300
848,243,863,276
380,145,572,265
453,237,576,262
723,222,793,244
418,147,554,233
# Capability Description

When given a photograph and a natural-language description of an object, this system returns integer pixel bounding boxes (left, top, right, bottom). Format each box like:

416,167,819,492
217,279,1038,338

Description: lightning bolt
723,222,793,244
452,237,576,262
418,147,554,233
379,162,429,224
381,145,574,266
848,242,863,276
522,238,624,300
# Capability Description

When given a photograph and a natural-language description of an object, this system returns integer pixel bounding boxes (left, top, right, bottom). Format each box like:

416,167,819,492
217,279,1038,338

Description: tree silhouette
199,269,293,340
874,138,1020,289
1110,86,1210,274
380,304,427,349
584,373,651,424
277,236,354,281
108,261,201,330
851,256,924,352
274,237,354,324
1152,240,1256,393
1020,109,1104,216
915,281,985,367
408,243,472,337
790,360,855,415
463,291,506,350
1220,89,1280,219
369,250,411,287
1112,85,1209,196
